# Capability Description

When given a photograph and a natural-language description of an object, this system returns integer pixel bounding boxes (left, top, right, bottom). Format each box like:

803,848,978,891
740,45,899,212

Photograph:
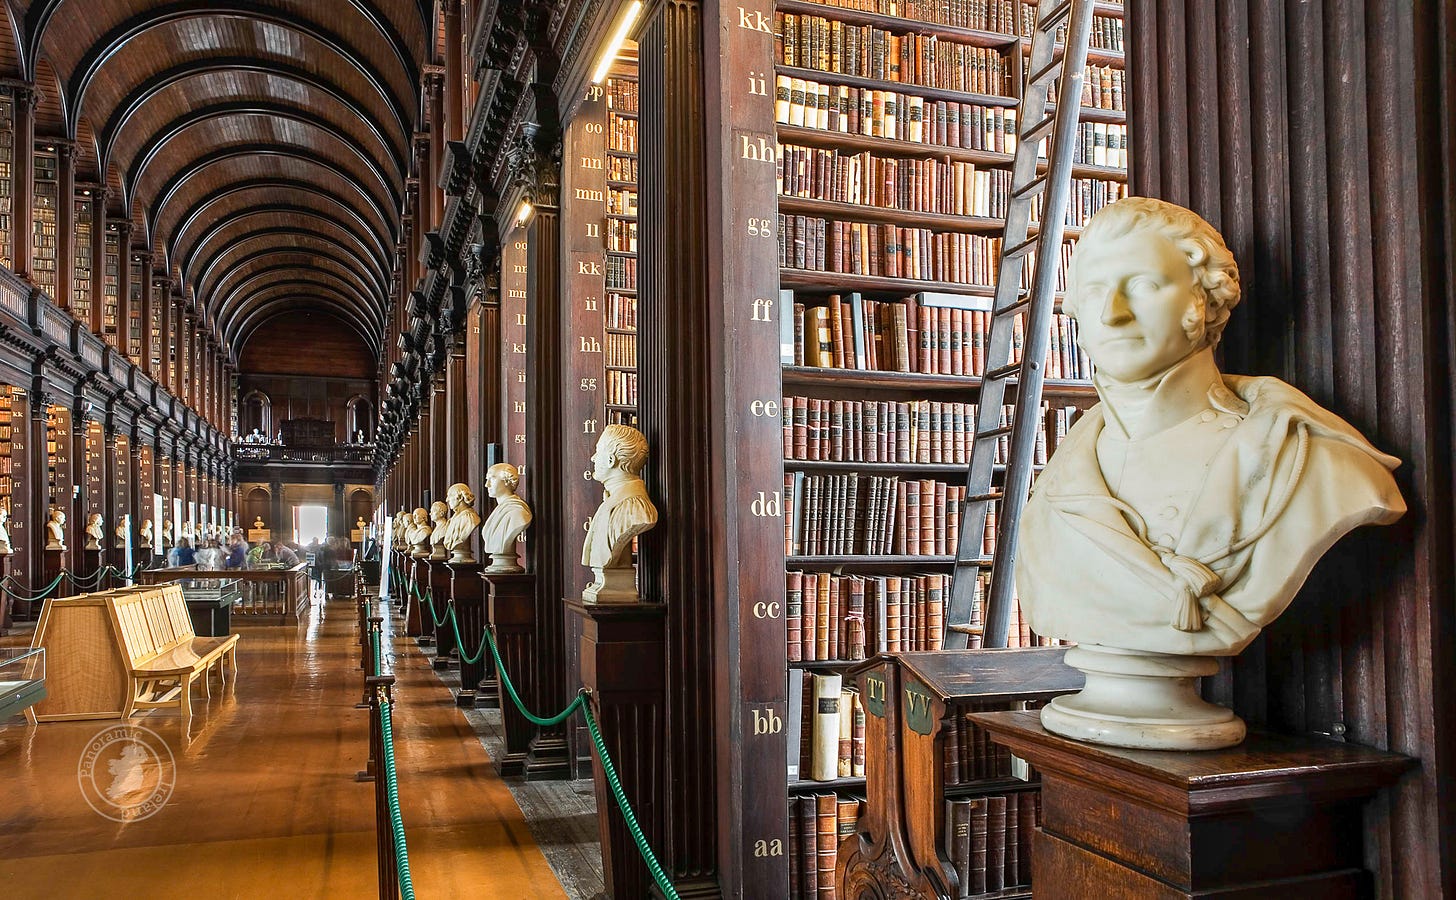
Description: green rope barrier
378,699,417,900
372,627,382,679
0,571,68,601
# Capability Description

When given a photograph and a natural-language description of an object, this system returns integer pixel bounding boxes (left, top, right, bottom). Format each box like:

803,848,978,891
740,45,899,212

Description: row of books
606,219,636,253
1044,63,1125,112
605,77,638,113
776,77,1020,151
777,13,1014,96
608,112,637,154
607,155,637,183
784,471,988,557
789,672,866,779
944,701,1018,784
607,292,637,330
944,792,1036,895
958,570,1064,649
607,187,636,217
782,396,1082,466
606,255,636,290
790,0,1030,35
1033,175,1130,225
606,369,636,406
786,570,952,660
789,295,1093,380
779,214,1002,285
786,792,863,900
606,332,635,368
1072,121,1128,169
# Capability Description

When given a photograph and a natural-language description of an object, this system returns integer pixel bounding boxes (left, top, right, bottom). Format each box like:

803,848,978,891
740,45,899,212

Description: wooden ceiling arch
12,0,435,361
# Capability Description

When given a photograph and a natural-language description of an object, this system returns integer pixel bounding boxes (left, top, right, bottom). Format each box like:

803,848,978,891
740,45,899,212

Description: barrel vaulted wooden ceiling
0,0,438,362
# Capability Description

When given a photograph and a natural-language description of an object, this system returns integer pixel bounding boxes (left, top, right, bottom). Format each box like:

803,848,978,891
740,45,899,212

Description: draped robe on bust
1018,371,1405,657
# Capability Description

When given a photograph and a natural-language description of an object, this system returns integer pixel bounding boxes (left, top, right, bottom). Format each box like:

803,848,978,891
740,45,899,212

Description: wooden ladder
944,0,1098,650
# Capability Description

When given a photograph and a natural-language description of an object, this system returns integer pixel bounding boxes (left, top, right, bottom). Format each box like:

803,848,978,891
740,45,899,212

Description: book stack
943,792,1037,896
779,142,1012,217
776,76,1020,152
606,255,636,290
787,671,867,781
607,292,636,330
788,0,1025,33
778,13,1012,96
779,214,1001,284
787,792,864,900
784,472,975,557
786,570,955,659
943,702,1017,785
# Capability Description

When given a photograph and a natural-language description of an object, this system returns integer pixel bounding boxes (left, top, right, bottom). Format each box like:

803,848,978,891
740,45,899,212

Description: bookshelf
45,405,70,524
0,92,11,269
0,386,16,564
101,227,119,343
72,192,93,321
772,0,1126,895
32,145,58,299
605,71,638,429
84,421,103,524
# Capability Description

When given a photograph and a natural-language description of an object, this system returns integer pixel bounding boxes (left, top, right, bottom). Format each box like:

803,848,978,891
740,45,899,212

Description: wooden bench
107,585,240,719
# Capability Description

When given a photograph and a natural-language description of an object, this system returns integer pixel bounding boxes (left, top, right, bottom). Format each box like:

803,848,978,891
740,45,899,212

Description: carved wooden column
519,130,570,780
89,190,107,336
431,369,447,501
445,297,468,490
444,0,465,143
12,86,34,281
426,68,447,231
54,142,74,308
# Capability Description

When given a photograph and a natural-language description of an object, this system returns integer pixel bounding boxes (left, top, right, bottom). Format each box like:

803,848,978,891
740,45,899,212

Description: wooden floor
0,595,569,899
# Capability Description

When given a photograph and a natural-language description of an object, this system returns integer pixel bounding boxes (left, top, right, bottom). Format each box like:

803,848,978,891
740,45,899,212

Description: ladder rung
1013,171,1051,202
1038,0,1075,31
953,556,994,568
985,362,1021,381
1004,234,1038,259
1021,113,1058,147
993,297,1031,317
1026,58,1063,90
947,623,982,635
976,425,1013,440
966,492,1004,503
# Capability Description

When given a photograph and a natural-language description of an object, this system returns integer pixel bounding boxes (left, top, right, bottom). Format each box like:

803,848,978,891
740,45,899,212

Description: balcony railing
233,442,375,464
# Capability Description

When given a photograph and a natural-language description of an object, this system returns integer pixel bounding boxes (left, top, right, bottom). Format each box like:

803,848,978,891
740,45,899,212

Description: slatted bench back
159,584,196,642
110,593,161,666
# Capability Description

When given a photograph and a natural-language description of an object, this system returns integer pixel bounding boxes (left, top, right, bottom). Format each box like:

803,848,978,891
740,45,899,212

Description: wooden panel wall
1127,1,1455,894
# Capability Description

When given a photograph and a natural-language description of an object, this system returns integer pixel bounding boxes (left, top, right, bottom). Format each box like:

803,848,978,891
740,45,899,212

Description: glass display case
176,578,240,636
0,645,45,721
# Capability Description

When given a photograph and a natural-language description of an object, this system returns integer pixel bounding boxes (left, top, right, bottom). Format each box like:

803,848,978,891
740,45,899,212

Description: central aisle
0,594,567,899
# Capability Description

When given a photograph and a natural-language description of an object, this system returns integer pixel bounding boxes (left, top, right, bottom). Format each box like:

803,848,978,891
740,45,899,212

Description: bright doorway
294,505,329,545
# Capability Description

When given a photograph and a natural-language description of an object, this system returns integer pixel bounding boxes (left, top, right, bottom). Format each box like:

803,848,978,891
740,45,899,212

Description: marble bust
84,513,105,550
253,516,265,530
45,508,66,551
407,507,432,558
582,425,658,603
0,506,12,555
440,482,483,564
479,465,531,572
161,519,174,547
393,510,411,552
427,501,450,560
1017,197,1405,750
114,514,130,549
139,518,154,549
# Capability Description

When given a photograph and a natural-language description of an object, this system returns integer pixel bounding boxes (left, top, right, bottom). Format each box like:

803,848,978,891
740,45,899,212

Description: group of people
239,427,283,444
168,530,302,569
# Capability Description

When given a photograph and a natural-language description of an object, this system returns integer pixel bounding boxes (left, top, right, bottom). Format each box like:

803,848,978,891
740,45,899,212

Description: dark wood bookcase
771,0,1126,896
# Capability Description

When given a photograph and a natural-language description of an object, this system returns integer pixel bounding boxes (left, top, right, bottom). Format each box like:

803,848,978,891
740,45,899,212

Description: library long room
0,1,1451,898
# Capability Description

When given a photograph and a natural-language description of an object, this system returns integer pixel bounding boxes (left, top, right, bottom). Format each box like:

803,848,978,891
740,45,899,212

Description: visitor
169,537,196,567
195,539,226,569
224,535,247,569
275,542,300,566
248,541,271,566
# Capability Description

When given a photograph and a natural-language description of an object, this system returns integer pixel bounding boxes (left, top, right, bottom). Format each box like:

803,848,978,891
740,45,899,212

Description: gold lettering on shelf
585,123,604,135
746,217,773,238
585,297,599,312
748,70,768,96
585,84,604,102
586,222,600,238
574,188,605,202
748,399,780,417
739,135,776,163
514,240,528,250
514,434,526,444
512,342,526,354
583,419,599,434
513,401,526,413
508,289,527,299
578,261,603,276
516,372,526,383
579,336,601,353
514,264,528,274
751,600,782,619
753,839,785,858
750,491,781,517
750,297,774,321
580,156,603,170
516,313,527,326
737,7,772,32
752,707,782,734
579,378,598,392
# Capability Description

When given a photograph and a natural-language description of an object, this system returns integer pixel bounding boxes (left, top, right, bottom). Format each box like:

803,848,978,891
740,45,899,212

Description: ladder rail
945,0,1098,650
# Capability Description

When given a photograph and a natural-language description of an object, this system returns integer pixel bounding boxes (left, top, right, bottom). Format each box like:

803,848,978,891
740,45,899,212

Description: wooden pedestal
0,553,10,632
568,598,665,900
44,548,66,602
82,548,105,587
404,557,427,637
448,561,497,708
484,571,536,776
427,559,455,668
970,711,1414,899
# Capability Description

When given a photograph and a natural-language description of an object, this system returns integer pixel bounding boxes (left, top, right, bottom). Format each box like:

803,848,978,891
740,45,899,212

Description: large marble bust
85,513,105,550
392,511,410,551
407,507,432,558
479,465,531,572
161,519,174,547
0,506,13,555
1017,197,1405,750
139,518,154,549
582,425,658,603
114,514,130,549
427,501,450,560
45,508,66,551
439,482,483,564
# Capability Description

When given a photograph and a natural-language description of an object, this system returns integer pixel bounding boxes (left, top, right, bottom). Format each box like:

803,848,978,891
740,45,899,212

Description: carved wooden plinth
970,711,1414,899
81,548,105,589
43,549,66,602
568,598,665,900
485,571,536,776
448,562,496,708
405,557,427,638
428,560,456,669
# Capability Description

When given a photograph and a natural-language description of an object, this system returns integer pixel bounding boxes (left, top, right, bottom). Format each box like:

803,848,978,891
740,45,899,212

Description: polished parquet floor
0,594,567,899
